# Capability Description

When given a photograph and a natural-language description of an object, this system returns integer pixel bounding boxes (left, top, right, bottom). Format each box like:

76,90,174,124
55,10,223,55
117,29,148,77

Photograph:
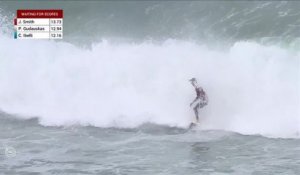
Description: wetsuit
191,85,208,122
195,87,207,108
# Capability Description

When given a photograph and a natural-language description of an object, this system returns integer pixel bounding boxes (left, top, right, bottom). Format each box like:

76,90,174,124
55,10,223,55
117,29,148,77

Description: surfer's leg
193,104,200,122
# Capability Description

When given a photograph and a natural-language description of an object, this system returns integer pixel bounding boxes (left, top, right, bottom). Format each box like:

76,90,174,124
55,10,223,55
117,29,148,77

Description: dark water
1,113,300,175
1,1,300,45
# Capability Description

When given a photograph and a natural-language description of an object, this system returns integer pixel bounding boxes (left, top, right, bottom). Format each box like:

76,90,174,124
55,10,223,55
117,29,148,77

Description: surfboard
189,122,200,129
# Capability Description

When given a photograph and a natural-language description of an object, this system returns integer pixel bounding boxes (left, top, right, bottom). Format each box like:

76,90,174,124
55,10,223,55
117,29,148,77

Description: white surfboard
189,122,200,129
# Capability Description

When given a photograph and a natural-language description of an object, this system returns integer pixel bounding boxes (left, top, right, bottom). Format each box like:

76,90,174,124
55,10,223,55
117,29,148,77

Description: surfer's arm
190,97,199,107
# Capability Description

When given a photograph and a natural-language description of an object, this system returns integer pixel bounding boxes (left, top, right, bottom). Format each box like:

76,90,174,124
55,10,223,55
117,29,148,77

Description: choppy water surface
0,114,299,175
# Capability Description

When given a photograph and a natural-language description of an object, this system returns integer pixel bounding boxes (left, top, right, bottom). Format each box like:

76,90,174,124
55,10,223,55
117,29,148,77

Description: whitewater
0,1,300,175
0,36,299,138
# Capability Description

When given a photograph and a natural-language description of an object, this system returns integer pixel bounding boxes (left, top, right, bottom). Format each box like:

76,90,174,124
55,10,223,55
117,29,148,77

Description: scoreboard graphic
14,9,63,39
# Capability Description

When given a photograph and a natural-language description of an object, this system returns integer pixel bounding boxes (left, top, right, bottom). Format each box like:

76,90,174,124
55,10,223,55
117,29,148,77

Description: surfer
189,78,208,122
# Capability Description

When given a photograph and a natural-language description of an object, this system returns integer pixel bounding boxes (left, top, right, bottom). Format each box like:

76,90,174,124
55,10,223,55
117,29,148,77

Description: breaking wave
0,35,299,138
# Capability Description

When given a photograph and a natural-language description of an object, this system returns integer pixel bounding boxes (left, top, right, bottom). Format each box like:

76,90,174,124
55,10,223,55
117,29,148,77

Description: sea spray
0,36,299,138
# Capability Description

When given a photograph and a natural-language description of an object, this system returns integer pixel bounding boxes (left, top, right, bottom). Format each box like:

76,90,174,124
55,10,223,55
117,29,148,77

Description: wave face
0,1,299,138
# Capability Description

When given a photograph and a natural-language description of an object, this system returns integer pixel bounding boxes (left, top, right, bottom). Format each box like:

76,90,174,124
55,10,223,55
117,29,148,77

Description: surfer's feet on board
189,120,199,129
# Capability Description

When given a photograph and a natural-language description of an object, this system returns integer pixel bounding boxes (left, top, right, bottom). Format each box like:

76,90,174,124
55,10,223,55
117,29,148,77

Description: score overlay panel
14,10,63,39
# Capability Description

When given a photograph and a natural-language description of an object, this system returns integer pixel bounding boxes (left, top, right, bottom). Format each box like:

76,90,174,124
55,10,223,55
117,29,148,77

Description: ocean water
1,112,300,175
0,1,300,175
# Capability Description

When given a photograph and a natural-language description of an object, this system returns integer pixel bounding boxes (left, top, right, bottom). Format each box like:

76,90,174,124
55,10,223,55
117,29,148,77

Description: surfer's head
189,78,198,87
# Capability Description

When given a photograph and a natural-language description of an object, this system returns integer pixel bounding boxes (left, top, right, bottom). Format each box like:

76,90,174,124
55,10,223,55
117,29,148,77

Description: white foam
0,36,299,138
